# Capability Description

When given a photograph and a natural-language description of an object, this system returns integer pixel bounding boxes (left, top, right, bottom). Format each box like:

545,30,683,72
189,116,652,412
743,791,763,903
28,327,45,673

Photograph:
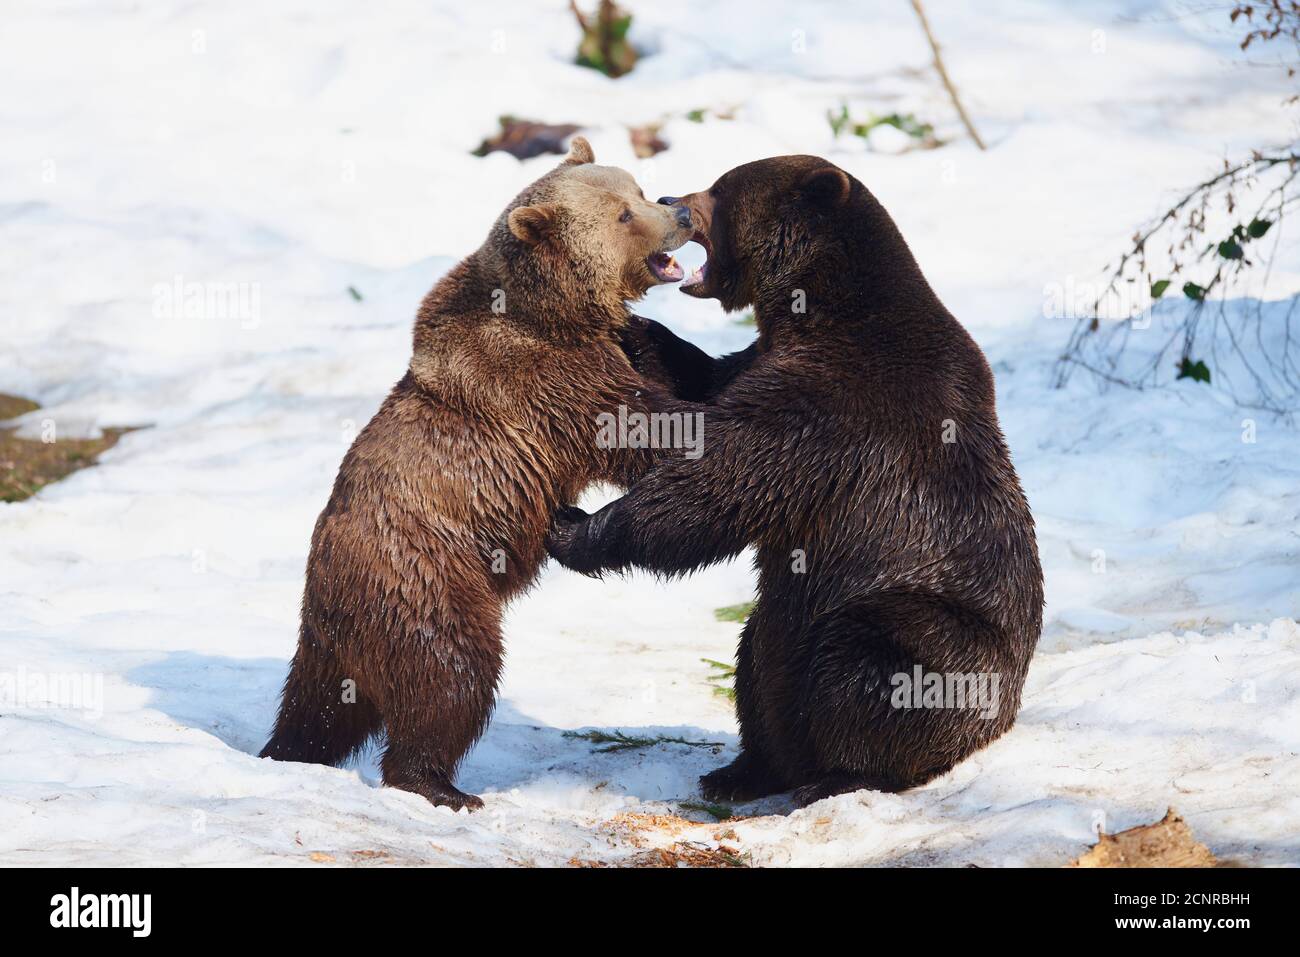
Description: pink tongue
652,255,682,280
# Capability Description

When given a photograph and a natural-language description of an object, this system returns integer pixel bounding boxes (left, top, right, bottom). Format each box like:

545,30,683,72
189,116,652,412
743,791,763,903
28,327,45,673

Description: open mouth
647,251,684,283
680,230,711,290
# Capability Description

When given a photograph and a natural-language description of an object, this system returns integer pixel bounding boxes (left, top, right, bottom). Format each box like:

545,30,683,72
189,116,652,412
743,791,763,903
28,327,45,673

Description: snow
2,0,1298,866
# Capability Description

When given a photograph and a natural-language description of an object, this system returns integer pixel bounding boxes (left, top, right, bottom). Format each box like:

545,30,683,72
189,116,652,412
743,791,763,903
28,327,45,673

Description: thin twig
568,0,589,33
909,0,986,150
1090,153,1299,317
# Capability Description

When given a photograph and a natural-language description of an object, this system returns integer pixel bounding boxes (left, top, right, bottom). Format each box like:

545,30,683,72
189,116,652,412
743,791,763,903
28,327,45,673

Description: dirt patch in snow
0,394,140,502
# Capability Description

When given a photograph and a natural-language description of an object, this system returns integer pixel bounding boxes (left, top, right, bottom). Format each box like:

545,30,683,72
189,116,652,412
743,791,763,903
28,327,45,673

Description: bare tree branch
908,0,986,150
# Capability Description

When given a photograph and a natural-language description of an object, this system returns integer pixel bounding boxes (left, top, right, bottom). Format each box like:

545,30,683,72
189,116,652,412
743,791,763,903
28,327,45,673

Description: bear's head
493,137,694,321
664,156,910,318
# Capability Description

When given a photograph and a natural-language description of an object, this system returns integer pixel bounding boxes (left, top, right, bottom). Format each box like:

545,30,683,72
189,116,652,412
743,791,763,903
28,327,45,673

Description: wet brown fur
259,139,693,810
549,156,1044,806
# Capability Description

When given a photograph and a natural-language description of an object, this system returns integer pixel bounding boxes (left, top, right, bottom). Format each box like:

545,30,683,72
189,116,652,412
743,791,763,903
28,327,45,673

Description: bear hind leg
699,623,788,802
699,751,788,802
796,593,1009,803
377,621,503,812
260,631,381,767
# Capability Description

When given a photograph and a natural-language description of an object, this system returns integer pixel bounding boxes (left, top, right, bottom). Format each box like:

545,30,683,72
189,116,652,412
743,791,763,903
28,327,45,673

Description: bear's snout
657,197,693,229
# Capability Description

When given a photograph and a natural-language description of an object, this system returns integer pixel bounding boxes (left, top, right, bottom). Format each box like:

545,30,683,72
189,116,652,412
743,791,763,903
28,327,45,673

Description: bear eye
619,208,633,224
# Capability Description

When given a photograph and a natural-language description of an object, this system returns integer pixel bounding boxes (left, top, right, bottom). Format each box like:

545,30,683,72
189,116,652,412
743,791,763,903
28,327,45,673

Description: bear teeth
648,252,685,281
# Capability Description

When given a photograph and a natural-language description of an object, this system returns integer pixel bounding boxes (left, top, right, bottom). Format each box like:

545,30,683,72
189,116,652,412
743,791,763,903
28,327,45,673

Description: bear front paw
545,504,618,577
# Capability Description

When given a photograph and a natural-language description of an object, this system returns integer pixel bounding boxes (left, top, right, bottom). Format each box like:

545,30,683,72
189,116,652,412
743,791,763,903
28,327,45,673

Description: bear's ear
563,136,595,166
509,204,559,245
797,165,851,211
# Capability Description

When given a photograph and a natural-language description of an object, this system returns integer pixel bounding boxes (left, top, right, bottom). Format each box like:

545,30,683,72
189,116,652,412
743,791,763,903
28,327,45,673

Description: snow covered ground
2,0,1298,866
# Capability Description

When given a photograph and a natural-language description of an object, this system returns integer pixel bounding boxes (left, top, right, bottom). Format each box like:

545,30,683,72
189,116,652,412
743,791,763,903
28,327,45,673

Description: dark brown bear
260,138,694,810
548,156,1044,806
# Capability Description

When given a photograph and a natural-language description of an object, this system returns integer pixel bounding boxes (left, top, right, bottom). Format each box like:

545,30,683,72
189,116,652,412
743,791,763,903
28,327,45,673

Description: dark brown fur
549,156,1044,806
260,139,693,810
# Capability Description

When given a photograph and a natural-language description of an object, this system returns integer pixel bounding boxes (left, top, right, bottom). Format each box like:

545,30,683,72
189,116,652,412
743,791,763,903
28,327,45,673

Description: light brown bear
260,138,694,810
